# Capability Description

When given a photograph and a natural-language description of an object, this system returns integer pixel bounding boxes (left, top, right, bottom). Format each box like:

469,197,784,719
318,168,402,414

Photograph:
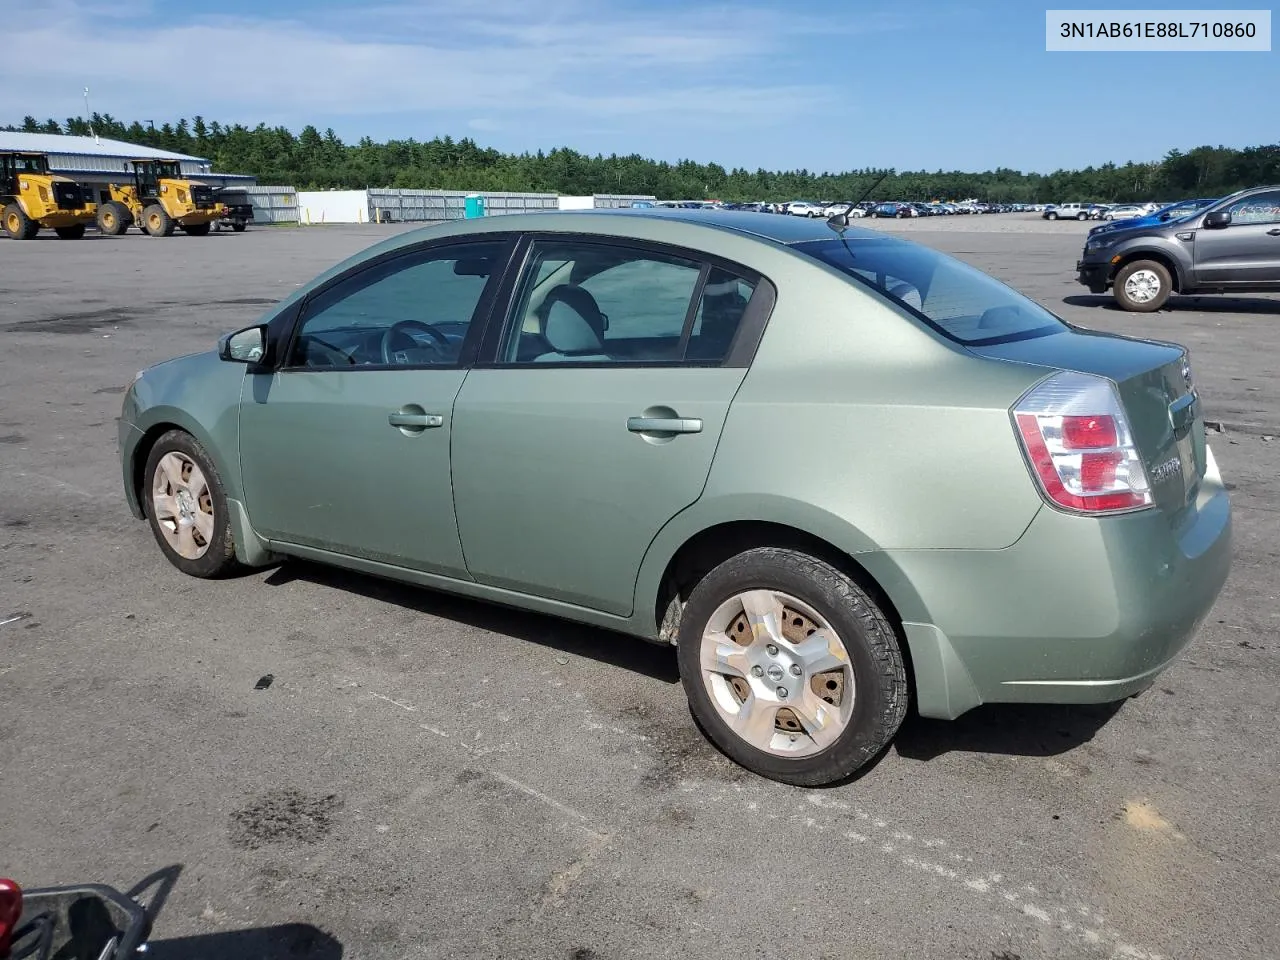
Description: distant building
0,131,255,205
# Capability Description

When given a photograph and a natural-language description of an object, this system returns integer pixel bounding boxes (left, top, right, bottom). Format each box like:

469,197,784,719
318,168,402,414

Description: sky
4,0,1276,174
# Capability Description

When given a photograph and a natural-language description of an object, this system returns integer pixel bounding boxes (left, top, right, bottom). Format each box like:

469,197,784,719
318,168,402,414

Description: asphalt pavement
1,218,1277,960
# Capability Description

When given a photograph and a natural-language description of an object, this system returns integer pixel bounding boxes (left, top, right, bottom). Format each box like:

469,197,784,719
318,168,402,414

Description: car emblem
1151,455,1182,483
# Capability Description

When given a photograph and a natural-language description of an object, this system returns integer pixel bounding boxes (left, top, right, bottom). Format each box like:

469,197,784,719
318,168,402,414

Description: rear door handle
627,416,703,434
1267,228,1280,236
388,412,443,428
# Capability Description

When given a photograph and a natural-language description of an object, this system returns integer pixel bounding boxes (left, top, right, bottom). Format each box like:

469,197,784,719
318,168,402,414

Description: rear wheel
231,222,246,232
1113,260,1172,312
96,202,131,235
4,203,38,239
677,547,908,786
143,204,174,237
143,430,238,578
182,222,211,236
54,223,86,239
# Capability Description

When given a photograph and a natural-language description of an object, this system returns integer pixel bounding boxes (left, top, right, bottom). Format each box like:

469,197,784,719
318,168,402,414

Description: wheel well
1113,250,1181,292
653,521,914,691
131,422,185,516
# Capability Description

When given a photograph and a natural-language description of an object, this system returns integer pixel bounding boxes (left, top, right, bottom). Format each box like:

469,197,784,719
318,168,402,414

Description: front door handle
1267,228,1280,236
388,412,443,428
627,416,703,434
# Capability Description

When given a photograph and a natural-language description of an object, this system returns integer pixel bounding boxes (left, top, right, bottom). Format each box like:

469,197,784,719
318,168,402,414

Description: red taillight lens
1013,373,1152,515
0,878,22,955
1061,414,1117,449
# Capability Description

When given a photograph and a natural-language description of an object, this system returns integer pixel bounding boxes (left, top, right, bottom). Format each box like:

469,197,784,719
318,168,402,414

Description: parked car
120,209,1232,786
1088,197,1219,237
1102,204,1146,221
1044,203,1091,221
822,202,864,218
1077,184,1280,311
786,201,825,218
867,201,912,218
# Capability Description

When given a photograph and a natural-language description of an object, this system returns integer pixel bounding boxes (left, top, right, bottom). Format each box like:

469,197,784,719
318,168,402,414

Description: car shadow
146,924,342,959
893,700,1125,762
262,560,680,684
1063,293,1280,314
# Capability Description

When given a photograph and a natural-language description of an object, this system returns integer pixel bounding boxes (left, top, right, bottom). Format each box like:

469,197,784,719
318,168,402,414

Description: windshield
793,237,1068,345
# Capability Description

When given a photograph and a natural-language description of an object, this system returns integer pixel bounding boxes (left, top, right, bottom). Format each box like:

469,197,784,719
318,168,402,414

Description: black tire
97,201,131,235
143,204,175,237
1112,259,1172,313
4,202,39,239
677,547,909,787
1046,212,1058,220
1076,211,1088,221
54,223,86,239
231,223,246,232
143,430,239,578
182,222,211,236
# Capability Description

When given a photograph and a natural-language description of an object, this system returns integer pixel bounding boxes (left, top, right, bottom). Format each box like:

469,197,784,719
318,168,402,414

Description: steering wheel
381,320,450,365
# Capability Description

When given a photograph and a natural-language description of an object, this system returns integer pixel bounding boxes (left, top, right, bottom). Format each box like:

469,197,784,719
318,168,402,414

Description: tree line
7,114,1279,204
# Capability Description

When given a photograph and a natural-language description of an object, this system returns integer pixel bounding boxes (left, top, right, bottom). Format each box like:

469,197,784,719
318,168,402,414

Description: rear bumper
871,447,1233,719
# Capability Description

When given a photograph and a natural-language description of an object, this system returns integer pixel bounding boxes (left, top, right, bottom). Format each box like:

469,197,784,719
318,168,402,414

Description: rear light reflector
0,878,22,956
1013,372,1152,514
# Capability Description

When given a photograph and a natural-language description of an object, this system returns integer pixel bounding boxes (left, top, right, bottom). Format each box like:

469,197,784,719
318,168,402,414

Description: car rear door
450,236,772,616
1192,189,1280,286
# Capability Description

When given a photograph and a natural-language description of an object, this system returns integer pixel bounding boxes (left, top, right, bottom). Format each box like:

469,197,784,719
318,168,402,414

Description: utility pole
84,87,97,142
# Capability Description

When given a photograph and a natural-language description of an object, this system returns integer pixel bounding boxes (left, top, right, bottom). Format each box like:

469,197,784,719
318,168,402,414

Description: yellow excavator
96,159,226,237
1,151,96,240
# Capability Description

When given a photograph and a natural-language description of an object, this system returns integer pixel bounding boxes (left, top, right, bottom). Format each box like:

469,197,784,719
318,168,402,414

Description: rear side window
792,237,1067,346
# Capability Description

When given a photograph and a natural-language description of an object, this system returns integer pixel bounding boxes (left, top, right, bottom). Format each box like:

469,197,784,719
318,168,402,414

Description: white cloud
1,0,895,131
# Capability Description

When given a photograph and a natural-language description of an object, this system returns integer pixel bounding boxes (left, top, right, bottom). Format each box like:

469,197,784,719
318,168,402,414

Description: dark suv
1077,185,1280,311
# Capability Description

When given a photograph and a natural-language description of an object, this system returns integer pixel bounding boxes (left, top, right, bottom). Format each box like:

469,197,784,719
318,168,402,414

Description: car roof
383,208,887,250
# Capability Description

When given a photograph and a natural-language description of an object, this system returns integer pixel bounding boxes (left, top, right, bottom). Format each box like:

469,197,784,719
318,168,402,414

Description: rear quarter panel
634,260,1049,631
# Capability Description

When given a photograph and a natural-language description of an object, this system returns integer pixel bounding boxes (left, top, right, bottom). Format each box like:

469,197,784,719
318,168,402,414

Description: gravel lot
2,216,1277,960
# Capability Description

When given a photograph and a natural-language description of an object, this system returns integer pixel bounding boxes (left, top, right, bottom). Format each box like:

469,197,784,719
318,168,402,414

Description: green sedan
118,209,1232,786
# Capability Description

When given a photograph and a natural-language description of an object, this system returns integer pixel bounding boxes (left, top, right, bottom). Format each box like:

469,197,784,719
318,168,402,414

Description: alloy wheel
699,589,854,758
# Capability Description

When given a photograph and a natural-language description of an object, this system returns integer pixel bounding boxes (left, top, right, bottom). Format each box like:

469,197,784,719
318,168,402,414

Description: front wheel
1076,212,1088,221
143,204,175,237
677,547,909,787
1113,260,1172,312
97,201,131,235
1046,212,1058,220
143,430,239,578
231,222,247,232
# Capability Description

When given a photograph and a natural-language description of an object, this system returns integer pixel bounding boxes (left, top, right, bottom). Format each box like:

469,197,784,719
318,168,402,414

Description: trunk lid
970,329,1204,522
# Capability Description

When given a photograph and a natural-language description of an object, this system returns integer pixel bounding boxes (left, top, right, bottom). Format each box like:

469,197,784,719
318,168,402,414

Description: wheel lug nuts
751,666,764,677
776,686,788,699
766,644,778,657
789,664,802,676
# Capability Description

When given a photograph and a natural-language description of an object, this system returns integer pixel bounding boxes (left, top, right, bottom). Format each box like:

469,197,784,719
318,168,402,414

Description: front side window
795,236,1067,345
501,241,755,365
1226,190,1280,225
289,241,507,368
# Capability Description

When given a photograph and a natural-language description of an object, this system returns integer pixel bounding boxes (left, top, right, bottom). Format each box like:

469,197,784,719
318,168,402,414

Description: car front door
450,237,771,616
1193,190,1280,287
238,238,514,576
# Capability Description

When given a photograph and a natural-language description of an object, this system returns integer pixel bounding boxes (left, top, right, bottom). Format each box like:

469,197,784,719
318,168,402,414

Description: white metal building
0,131,256,204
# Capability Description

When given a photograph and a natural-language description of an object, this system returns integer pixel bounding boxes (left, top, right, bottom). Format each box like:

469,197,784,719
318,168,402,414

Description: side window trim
674,263,711,361
274,235,518,373
472,233,773,369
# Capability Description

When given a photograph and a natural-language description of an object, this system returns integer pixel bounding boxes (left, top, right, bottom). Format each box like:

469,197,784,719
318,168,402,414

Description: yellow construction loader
96,159,226,237
1,151,96,240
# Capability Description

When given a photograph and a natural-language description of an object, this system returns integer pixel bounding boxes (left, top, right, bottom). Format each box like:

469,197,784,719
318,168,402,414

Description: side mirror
1203,210,1232,229
218,324,268,364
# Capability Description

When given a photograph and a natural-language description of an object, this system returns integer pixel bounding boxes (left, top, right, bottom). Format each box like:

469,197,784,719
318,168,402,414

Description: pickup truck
212,189,254,232
1076,184,1280,311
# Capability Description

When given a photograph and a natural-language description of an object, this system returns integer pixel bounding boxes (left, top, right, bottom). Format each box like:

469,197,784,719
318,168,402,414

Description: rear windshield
792,237,1068,345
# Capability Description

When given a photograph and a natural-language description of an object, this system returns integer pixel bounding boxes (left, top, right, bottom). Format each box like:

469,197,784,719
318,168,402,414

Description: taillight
1013,371,1152,514
0,878,22,956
